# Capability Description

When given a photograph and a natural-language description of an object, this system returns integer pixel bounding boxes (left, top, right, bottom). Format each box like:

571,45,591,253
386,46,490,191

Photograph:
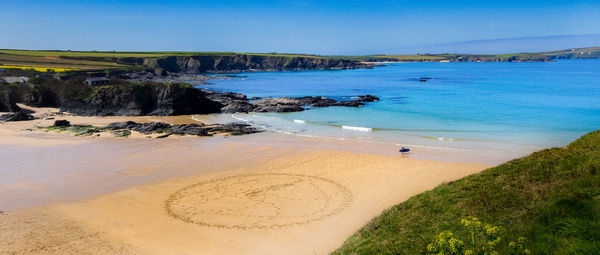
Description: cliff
146,54,372,73
60,83,222,116
54,54,372,74
542,47,600,59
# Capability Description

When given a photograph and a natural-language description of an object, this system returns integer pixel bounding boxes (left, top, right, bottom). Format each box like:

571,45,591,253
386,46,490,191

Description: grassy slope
334,130,600,255
541,47,600,59
337,55,448,61
338,53,547,62
0,49,327,71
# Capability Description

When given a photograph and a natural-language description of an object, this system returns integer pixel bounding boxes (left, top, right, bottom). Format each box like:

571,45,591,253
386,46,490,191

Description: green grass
0,49,326,59
0,49,328,72
377,55,447,61
334,130,600,255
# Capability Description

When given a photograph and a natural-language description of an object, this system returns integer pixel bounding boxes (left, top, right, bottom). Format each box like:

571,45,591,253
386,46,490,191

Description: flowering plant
426,217,530,255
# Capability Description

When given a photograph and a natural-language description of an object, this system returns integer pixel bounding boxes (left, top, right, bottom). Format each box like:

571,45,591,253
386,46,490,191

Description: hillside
343,53,552,62
0,50,368,73
541,47,600,59
334,130,600,254
1,47,598,74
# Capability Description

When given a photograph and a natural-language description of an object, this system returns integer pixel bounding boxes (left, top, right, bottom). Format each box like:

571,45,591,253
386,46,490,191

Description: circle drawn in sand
165,173,352,229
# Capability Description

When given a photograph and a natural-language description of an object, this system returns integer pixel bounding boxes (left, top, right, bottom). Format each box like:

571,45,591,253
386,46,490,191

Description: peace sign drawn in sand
165,173,353,229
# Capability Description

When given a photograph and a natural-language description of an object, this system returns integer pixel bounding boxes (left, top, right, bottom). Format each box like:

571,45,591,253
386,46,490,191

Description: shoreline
0,129,488,255
0,107,494,254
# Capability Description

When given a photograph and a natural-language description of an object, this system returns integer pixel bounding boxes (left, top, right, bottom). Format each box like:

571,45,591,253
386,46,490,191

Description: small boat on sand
399,147,410,153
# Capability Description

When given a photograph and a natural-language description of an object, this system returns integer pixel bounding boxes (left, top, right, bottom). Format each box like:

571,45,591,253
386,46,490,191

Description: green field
0,49,328,72
0,49,325,58
0,46,596,72
540,47,600,59
334,130,600,254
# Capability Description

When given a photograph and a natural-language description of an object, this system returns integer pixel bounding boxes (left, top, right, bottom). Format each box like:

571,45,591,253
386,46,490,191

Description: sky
1,0,599,54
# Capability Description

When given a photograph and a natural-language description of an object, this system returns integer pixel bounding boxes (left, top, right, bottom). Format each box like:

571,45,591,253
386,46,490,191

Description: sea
194,60,600,160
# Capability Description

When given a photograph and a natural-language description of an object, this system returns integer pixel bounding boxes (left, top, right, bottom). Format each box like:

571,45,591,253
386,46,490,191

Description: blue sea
196,60,600,158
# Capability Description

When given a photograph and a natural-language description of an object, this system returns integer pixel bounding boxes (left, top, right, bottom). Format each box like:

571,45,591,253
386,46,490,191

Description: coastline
1,109,490,254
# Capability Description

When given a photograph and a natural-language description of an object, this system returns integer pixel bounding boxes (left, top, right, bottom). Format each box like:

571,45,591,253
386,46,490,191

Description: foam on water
341,125,373,132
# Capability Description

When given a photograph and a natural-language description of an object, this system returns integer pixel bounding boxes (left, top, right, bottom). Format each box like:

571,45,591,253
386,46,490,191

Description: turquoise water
198,60,600,152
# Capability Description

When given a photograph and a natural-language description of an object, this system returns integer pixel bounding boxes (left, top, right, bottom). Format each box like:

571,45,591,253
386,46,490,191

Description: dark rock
0,111,35,122
251,98,306,112
53,120,71,127
357,95,380,102
249,95,378,112
171,124,209,136
204,90,253,113
106,121,140,130
60,83,222,116
152,55,374,74
205,123,262,136
221,103,254,113
131,122,172,134
102,121,261,137
334,101,364,107
156,133,171,139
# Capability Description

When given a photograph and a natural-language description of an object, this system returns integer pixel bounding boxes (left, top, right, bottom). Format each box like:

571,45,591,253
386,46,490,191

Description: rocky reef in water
1,77,379,116
205,91,379,113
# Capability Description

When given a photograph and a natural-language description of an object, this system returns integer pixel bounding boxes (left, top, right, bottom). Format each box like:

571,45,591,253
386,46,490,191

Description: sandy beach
1,107,489,254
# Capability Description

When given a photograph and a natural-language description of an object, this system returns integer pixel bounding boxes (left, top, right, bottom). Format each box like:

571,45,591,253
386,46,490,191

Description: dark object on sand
0,111,35,122
53,120,71,127
399,147,410,153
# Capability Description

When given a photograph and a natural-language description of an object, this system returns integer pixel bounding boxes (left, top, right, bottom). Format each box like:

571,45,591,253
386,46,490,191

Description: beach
0,107,488,254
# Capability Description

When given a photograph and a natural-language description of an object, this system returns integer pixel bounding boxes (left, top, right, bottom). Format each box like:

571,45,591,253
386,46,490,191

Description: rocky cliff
147,55,371,73
3,77,379,116
60,83,222,116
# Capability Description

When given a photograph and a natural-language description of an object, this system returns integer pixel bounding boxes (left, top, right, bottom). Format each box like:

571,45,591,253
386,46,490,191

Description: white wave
293,119,306,124
342,125,373,132
231,114,250,123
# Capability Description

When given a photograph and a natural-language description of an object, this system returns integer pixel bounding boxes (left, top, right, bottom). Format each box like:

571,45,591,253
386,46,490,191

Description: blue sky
1,0,599,54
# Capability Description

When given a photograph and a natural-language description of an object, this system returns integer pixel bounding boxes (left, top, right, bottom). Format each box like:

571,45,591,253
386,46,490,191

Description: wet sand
1,107,490,254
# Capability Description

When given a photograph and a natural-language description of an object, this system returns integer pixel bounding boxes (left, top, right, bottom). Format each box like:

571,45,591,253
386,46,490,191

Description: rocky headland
1,76,380,138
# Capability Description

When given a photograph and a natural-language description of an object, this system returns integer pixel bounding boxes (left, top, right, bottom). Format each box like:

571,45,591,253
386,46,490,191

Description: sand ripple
165,173,352,229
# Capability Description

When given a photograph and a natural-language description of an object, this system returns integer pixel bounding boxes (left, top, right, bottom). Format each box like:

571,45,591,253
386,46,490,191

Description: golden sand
0,106,489,254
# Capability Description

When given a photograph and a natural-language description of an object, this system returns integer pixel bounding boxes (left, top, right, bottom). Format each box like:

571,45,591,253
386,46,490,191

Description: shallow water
197,60,600,154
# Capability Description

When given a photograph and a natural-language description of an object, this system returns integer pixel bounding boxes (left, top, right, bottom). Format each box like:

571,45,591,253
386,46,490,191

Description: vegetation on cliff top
541,46,600,59
0,49,335,73
334,130,600,255
2,46,597,73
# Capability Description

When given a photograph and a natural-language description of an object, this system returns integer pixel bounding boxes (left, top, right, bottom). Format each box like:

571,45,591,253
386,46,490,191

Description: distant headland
0,46,598,75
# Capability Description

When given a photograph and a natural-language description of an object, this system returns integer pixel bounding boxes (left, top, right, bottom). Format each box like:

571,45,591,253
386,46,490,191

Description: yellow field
0,65,78,72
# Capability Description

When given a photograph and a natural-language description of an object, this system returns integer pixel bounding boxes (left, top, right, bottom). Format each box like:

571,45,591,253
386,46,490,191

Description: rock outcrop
105,121,261,136
0,110,35,122
4,77,380,116
147,55,373,74
60,83,222,116
250,95,380,113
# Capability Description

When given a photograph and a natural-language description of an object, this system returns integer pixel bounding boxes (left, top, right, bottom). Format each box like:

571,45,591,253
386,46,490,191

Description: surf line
342,125,373,132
